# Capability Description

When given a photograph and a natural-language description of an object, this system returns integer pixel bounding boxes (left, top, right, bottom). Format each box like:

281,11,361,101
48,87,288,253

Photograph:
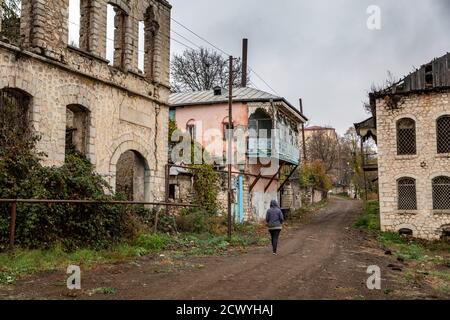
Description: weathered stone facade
376,91,450,240
0,0,171,201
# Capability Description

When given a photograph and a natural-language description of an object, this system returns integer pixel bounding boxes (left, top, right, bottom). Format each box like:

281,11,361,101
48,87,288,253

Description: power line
171,18,280,96
248,68,280,96
171,30,202,50
171,17,232,57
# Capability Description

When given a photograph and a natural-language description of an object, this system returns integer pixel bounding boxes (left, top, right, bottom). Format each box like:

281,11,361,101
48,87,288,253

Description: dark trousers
269,229,281,253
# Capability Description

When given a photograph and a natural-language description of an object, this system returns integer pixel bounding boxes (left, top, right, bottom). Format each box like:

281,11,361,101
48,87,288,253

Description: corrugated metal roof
169,87,280,106
169,87,308,121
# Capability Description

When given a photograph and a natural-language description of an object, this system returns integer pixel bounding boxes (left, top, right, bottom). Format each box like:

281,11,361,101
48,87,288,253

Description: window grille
397,118,416,155
397,178,417,210
432,176,450,210
437,116,450,154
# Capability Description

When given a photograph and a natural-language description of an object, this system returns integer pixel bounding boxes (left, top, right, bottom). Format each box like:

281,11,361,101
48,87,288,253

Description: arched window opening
66,104,89,155
106,3,126,68
396,118,416,155
397,177,417,210
186,119,196,141
249,108,273,138
437,116,450,154
0,0,21,45
432,176,450,210
0,88,31,150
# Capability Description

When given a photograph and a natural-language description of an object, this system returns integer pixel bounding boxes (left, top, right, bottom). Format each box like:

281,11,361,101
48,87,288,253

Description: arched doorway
115,150,149,201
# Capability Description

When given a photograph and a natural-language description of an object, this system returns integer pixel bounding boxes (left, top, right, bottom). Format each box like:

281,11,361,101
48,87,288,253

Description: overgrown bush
0,148,139,250
189,164,219,213
175,208,227,235
0,92,139,250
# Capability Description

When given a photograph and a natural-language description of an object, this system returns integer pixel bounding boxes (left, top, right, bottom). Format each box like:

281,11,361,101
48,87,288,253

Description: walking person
266,200,284,255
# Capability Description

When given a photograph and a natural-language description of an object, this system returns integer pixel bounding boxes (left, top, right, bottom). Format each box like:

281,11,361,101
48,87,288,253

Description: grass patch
0,225,270,284
353,200,380,232
353,200,450,296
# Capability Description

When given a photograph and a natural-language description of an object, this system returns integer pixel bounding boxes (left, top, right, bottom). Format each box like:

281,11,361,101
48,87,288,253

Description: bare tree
171,47,247,92
306,129,339,174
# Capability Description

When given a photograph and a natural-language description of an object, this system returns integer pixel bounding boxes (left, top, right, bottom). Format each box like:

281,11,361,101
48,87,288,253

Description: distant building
169,87,307,220
356,52,450,240
304,126,338,143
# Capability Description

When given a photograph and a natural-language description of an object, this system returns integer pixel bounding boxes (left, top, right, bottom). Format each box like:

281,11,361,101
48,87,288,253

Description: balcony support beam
265,163,284,193
249,173,262,193
278,165,299,192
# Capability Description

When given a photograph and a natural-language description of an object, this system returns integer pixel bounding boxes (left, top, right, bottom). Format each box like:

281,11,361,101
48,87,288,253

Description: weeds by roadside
0,226,270,285
353,200,450,296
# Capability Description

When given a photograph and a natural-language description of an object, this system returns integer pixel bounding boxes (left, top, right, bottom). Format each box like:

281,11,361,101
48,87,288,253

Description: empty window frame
437,115,450,154
143,6,158,80
396,118,416,155
106,3,126,68
137,20,145,73
397,177,417,210
432,176,450,210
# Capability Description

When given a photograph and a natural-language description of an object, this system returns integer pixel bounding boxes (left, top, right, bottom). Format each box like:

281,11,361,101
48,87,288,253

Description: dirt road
0,198,444,300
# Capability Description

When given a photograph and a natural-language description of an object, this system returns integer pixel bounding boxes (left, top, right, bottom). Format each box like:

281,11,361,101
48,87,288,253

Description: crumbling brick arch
109,139,152,201
107,0,130,15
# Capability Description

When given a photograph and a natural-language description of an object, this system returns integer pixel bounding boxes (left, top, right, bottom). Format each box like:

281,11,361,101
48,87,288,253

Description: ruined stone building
169,87,307,220
0,0,171,201
356,52,450,240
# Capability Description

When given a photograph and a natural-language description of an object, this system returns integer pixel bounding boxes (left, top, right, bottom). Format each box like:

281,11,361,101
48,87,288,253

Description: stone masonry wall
376,91,450,240
0,0,172,202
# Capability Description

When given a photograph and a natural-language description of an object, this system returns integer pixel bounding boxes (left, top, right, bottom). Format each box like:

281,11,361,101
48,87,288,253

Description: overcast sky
169,0,450,134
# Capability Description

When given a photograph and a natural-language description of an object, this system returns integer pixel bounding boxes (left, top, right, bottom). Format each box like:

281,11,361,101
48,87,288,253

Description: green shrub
353,200,380,231
0,148,137,251
134,234,172,252
175,208,226,235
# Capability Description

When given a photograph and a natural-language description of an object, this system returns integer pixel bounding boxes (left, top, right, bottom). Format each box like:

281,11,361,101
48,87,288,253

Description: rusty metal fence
0,199,197,249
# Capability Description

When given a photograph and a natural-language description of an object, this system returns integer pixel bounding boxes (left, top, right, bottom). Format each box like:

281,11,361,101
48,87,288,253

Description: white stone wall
376,91,450,240
0,0,171,202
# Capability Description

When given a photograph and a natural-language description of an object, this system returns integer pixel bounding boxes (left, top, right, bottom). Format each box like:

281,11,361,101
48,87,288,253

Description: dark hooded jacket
266,200,284,230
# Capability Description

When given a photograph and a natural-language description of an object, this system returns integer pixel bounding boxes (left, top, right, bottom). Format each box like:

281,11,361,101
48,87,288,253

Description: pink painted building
169,87,307,220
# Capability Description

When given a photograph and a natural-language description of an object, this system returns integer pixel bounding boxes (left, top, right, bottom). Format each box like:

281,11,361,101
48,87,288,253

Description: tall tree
0,0,21,45
306,129,339,174
171,47,247,92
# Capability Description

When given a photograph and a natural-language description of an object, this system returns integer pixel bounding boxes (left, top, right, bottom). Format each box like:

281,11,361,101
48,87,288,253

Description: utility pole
227,56,234,240
299,98,307,162
241,38,248,87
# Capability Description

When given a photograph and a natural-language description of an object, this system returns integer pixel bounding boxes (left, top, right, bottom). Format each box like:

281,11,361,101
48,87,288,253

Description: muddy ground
0,197,448,300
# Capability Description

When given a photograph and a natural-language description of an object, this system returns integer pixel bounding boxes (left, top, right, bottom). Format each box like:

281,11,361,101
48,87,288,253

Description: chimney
241,38,248,87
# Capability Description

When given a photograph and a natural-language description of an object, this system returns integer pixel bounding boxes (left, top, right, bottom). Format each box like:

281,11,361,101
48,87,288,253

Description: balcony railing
247,138,300,165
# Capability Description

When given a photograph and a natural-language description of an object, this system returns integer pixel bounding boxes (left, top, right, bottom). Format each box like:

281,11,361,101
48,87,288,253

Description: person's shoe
273,252,277,255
